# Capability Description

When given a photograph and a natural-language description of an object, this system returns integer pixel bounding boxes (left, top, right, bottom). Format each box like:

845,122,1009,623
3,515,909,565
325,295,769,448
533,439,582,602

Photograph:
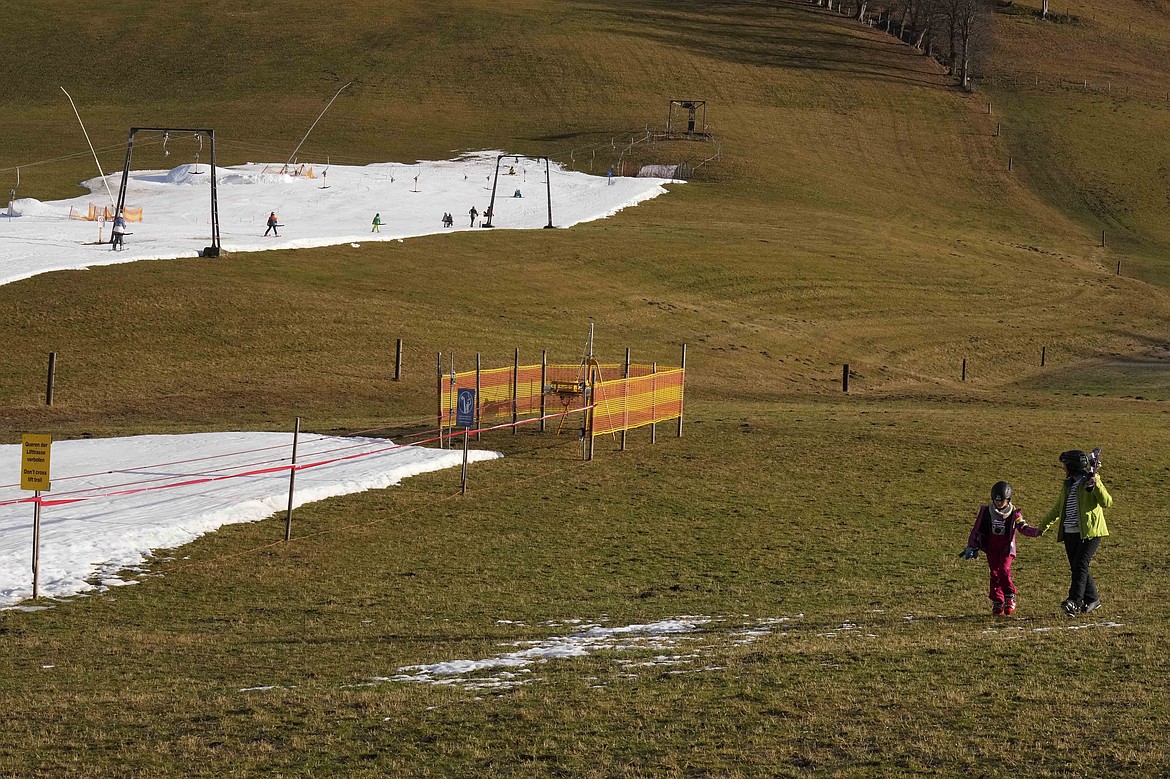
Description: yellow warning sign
21,433,52,491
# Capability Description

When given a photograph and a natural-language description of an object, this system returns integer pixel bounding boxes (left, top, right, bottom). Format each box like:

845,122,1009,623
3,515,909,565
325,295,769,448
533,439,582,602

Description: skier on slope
265,211,279,237
110,211,128,251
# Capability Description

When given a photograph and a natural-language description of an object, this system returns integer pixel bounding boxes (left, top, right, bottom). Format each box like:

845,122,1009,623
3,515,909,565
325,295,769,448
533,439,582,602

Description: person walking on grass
1036,449,1112,616
265,211,279,237
372,213,382,232
959,481,1041,615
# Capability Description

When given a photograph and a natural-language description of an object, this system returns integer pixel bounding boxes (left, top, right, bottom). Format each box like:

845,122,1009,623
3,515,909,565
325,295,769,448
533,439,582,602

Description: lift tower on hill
115,127,221,257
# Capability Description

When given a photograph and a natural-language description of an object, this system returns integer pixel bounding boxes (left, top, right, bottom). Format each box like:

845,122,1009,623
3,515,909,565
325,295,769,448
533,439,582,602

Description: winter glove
958,546,978,560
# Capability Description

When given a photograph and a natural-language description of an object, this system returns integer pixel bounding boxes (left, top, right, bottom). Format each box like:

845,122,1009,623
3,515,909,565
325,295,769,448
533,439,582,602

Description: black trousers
1063,533,1101,605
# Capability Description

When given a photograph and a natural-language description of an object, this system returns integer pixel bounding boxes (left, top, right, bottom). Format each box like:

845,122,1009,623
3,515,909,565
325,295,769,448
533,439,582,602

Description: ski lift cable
0,138,163,176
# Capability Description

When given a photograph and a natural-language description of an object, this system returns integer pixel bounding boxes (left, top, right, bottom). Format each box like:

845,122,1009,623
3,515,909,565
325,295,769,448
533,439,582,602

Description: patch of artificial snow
0,433,500,607
0,152,680,287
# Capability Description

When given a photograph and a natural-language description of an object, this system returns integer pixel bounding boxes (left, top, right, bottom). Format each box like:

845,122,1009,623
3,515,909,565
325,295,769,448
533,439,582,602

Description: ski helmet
991,481,1013,503
1059,450,1090,473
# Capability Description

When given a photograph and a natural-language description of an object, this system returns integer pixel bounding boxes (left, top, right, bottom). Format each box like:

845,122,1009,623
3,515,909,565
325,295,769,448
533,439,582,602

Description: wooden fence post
621,347,630,451
587,362,597,461
436,352,444,448
842,363,849,393
45,352,56,406
540,350,548,433
650,362,657,445
512,348,519,434
449,353,456,448
284,417,300,542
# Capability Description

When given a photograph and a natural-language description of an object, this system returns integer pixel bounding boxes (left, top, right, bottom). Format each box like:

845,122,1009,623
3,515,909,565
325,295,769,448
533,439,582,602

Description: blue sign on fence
456,388,476,429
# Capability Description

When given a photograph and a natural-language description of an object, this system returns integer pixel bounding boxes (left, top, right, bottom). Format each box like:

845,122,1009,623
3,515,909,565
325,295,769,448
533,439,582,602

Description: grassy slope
1,0,1170,776
988,0,1170,280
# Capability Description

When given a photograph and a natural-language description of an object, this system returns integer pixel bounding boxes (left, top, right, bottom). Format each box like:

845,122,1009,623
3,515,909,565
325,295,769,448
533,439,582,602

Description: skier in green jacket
372,213,382,232
1036,449,1112,616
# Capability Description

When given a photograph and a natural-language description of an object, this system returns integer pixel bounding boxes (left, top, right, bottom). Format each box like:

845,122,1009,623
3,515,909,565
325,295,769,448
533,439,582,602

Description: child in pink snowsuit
959,481,1041,615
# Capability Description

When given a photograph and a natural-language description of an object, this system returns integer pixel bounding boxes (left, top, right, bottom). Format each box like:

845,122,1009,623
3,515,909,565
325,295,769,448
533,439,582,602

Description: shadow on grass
574,0,953,90
1014,342,1170,400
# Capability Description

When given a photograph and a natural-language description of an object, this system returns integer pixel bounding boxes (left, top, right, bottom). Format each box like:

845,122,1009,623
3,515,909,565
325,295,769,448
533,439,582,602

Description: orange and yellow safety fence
68,203,144,222
590,367,684,436
439,360,685,442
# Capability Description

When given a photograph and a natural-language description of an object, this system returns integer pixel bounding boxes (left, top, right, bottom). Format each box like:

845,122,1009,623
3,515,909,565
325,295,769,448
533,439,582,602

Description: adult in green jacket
1037,449,1112,616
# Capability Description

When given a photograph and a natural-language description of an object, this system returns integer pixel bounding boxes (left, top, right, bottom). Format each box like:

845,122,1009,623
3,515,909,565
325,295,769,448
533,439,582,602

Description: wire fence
982,70,1170,105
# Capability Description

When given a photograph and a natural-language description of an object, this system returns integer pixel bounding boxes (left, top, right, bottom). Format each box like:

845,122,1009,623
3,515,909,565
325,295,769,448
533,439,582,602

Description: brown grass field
1,1,1168,775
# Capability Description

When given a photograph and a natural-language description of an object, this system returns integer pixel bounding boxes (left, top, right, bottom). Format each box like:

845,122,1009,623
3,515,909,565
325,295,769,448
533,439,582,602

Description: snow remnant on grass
0,433,500,607
0,151,680,287
374,615,806,693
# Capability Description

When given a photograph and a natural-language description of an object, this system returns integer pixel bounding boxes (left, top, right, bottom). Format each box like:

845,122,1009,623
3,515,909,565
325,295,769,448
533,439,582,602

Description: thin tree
954,0,993,90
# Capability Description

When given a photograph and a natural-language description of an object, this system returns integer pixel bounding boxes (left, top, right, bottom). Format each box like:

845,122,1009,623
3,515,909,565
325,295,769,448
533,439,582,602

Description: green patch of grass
2,401,1169,776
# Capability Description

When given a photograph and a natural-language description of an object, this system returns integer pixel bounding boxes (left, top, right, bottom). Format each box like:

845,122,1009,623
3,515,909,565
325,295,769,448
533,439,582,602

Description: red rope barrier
0,405,594,509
